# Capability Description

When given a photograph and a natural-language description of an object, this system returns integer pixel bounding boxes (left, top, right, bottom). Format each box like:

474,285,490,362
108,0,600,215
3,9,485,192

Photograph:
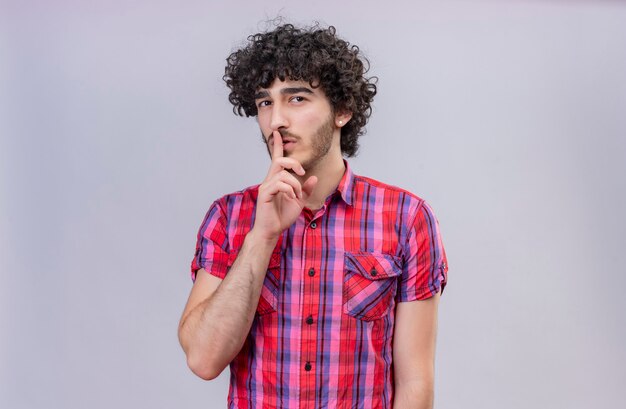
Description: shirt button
370,268,378,277
306,315,314,325
310,221,317,229
304,362,312,371
308,268,315,277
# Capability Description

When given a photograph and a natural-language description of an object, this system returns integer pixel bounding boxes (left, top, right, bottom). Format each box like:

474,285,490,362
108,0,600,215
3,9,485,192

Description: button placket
301,213,322,379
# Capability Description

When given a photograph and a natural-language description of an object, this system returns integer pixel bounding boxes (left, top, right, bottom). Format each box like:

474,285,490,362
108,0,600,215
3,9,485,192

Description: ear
334,111,353,128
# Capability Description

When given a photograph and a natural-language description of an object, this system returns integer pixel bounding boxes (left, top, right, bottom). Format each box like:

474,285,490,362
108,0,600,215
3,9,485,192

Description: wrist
246,227,280,249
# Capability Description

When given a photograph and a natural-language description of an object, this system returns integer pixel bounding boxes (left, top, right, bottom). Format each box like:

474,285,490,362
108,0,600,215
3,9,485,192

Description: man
178,23,448,409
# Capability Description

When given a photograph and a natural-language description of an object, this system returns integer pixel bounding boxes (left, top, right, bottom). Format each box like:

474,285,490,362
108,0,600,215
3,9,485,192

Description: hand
252,131,318,241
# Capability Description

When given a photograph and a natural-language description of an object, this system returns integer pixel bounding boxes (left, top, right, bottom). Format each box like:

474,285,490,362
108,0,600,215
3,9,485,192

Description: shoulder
351,173,426,214
209,184,260,212
196,185,260,231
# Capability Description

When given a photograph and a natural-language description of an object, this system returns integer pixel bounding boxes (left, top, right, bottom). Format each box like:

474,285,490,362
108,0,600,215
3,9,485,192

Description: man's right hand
252,130,318,241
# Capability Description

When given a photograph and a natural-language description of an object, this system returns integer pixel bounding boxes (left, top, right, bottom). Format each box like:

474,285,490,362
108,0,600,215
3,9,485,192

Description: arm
392,291,441,409
178,131,317,380
178,231,278,380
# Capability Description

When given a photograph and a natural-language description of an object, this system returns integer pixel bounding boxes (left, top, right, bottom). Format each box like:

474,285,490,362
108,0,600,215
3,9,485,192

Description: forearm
179,229,277,379
393,378,434,409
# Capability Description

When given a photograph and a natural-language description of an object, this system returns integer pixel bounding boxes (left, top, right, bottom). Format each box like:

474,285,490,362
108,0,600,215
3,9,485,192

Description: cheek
300,110,325,128
257,114,271,135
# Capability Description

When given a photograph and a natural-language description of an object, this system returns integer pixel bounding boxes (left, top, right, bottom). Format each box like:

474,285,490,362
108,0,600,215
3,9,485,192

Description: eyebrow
254,87,314,100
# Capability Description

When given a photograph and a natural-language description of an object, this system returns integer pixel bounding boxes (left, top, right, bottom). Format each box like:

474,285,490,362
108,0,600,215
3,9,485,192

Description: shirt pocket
343,252,403,321
227,250,281,316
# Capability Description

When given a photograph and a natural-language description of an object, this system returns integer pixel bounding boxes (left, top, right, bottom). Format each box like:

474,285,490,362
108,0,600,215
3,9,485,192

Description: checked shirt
190,162,448,409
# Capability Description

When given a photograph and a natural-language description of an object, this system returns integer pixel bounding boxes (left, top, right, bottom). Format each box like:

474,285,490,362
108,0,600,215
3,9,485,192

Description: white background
1,1,625,408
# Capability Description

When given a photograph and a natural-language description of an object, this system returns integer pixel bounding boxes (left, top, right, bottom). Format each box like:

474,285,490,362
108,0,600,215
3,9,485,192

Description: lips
267,133,298,150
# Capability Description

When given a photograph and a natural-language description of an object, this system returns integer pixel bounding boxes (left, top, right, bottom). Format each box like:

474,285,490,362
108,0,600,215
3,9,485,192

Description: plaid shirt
191,162,448,409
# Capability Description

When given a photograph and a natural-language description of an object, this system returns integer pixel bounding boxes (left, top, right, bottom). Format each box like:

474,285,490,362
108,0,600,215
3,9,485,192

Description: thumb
301,176,318,198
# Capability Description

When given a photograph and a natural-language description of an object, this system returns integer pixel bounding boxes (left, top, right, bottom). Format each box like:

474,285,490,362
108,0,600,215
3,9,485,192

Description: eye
290,96,306,103
257,100,272,108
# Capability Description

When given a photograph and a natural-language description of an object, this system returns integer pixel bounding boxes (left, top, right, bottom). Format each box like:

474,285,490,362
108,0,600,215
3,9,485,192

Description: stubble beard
301,113,335,172
262,113,336,172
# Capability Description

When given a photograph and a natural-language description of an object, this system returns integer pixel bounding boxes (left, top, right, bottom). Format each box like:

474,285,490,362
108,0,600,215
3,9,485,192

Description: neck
299,152,345,211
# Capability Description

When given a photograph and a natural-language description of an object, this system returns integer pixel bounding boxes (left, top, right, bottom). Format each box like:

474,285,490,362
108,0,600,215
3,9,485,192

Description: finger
271,157,305,176
301,175,318,198
261,175,299,200
266,170,303,199
271,130,283,160
274,181,297,200
275,170,303,199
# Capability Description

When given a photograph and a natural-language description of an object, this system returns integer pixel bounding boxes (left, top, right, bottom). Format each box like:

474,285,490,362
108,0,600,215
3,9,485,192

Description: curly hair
223,22,377,157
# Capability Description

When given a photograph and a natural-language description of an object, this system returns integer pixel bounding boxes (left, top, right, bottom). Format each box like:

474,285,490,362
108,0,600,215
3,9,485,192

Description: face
254,78,344,172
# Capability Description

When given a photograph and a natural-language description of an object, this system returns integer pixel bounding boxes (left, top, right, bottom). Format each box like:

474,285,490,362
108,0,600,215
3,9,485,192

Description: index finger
272,130,283,160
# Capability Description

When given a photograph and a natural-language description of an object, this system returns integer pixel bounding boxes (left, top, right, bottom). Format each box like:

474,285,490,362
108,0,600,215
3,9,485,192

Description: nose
269,102,288,132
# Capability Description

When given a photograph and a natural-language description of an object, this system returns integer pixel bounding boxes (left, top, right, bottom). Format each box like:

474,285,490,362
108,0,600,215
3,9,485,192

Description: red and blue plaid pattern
191,162,448,409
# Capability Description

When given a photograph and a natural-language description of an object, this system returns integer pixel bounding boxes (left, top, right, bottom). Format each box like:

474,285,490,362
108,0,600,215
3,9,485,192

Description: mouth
267,134,298,149
282,139,296,149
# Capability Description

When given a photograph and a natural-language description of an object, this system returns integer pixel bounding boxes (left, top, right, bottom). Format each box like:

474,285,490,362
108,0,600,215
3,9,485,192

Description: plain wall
1,1,625,408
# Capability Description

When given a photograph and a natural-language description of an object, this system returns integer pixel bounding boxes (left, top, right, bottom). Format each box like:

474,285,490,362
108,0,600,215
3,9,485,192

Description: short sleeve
190,200,230,282
397,200,448,302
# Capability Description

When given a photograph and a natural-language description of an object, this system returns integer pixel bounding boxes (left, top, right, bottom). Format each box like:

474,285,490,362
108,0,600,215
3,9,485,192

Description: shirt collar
335,159,355,206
